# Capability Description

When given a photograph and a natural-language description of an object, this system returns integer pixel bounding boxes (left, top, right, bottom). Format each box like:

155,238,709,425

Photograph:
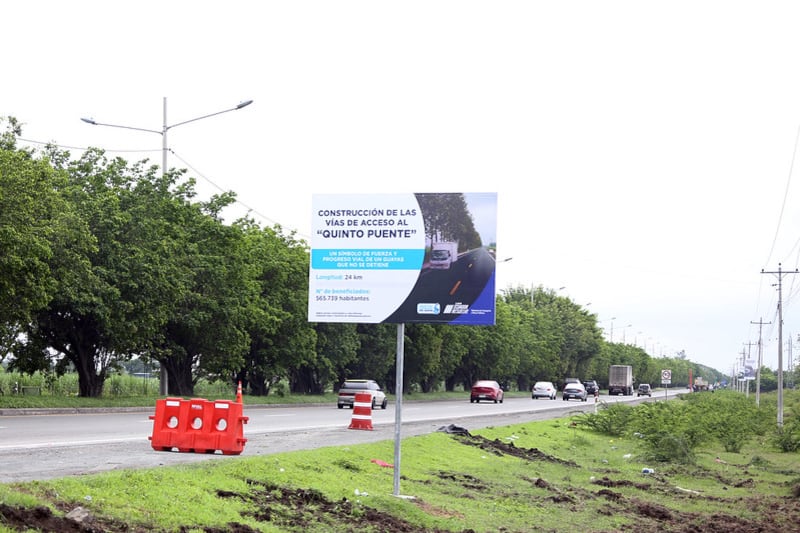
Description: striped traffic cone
236,381,243,403
348,392,374,430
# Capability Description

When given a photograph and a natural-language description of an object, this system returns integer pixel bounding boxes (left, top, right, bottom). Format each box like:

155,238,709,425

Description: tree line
0,117,742,398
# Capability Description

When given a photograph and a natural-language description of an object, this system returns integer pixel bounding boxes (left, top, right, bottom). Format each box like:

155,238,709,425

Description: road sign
661,369,672,385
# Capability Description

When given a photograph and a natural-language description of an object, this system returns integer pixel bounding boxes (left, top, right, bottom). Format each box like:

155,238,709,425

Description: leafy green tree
17,149,193,396
247,226,316,395
0,119,87,341
350,323,397,392
402,323,444,392
315,322,360,392
235,222,316,395
155,199,254,396
440,326,471,391
756,366,778,392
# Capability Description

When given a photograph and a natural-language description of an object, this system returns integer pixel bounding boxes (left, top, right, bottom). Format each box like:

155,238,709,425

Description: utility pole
761,264,798,426
751,318,771,407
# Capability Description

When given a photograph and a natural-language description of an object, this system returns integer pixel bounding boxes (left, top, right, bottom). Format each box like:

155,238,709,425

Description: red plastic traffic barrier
348,392,373,430
208,400,249,455
149,397,249,455
148,397,186,452
178,397,211,453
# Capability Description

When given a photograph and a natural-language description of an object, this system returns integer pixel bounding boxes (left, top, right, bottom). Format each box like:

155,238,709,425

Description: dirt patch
592,475,651,490
0,503,139,533
219,478,460,532
452,433,579,466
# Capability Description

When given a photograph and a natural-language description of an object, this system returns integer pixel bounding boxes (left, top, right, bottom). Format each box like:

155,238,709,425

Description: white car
531,381,557,400
337,379,388,409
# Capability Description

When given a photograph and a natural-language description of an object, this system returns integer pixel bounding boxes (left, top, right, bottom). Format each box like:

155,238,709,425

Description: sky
5,1,800,377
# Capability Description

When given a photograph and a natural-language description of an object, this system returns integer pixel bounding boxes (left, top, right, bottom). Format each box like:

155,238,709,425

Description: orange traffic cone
348,392,374,430
236,381,243,403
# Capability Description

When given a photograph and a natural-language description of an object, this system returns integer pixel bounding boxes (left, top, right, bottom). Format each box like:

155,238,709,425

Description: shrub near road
1,390,799,532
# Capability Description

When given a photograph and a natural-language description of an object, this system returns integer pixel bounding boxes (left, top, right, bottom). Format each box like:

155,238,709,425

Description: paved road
0,390,683,482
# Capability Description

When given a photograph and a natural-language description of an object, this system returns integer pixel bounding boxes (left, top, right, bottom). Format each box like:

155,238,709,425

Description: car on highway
562,382,588,402
637,383,652,397
531,381,557,400
337,379,388,409
470,380,504,403
582,380,599,396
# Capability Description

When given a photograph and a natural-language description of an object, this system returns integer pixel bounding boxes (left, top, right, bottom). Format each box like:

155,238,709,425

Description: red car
470,380,504,404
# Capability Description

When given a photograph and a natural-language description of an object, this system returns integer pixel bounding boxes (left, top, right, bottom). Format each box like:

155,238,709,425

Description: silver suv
637,384,652,397
337,379,388,409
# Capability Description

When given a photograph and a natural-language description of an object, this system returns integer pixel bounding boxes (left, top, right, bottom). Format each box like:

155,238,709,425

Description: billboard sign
308,192,498,325
744,358,756,380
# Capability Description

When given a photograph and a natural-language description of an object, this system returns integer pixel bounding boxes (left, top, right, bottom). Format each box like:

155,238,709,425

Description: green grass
1,406,799,532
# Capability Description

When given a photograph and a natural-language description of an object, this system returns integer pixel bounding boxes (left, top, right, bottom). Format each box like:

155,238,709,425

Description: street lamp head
80,117,97,125
236,100,254,109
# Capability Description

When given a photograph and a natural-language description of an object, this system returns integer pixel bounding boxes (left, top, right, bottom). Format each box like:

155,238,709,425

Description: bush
646,433,696,464
771,405,800,452
572,402,633,436
577,391,782,463
684,390,774,453
625,400,707,464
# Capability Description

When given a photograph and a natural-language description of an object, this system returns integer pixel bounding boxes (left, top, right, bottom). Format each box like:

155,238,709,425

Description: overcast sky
5,1,800,377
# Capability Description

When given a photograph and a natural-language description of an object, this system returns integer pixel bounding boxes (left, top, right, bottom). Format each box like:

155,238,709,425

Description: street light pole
82,97,254,178
620,324,632,344
81,97,253,395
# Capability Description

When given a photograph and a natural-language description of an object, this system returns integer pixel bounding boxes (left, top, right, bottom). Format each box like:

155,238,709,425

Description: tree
19,149,203,396
350,324,396,392
315,322,360,392
402,324,444,392
155,198,255,396
234,222,316,396
0,119,84,337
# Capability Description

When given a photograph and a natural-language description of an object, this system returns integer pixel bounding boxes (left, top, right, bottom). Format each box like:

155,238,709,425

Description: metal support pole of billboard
393,323,407,498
